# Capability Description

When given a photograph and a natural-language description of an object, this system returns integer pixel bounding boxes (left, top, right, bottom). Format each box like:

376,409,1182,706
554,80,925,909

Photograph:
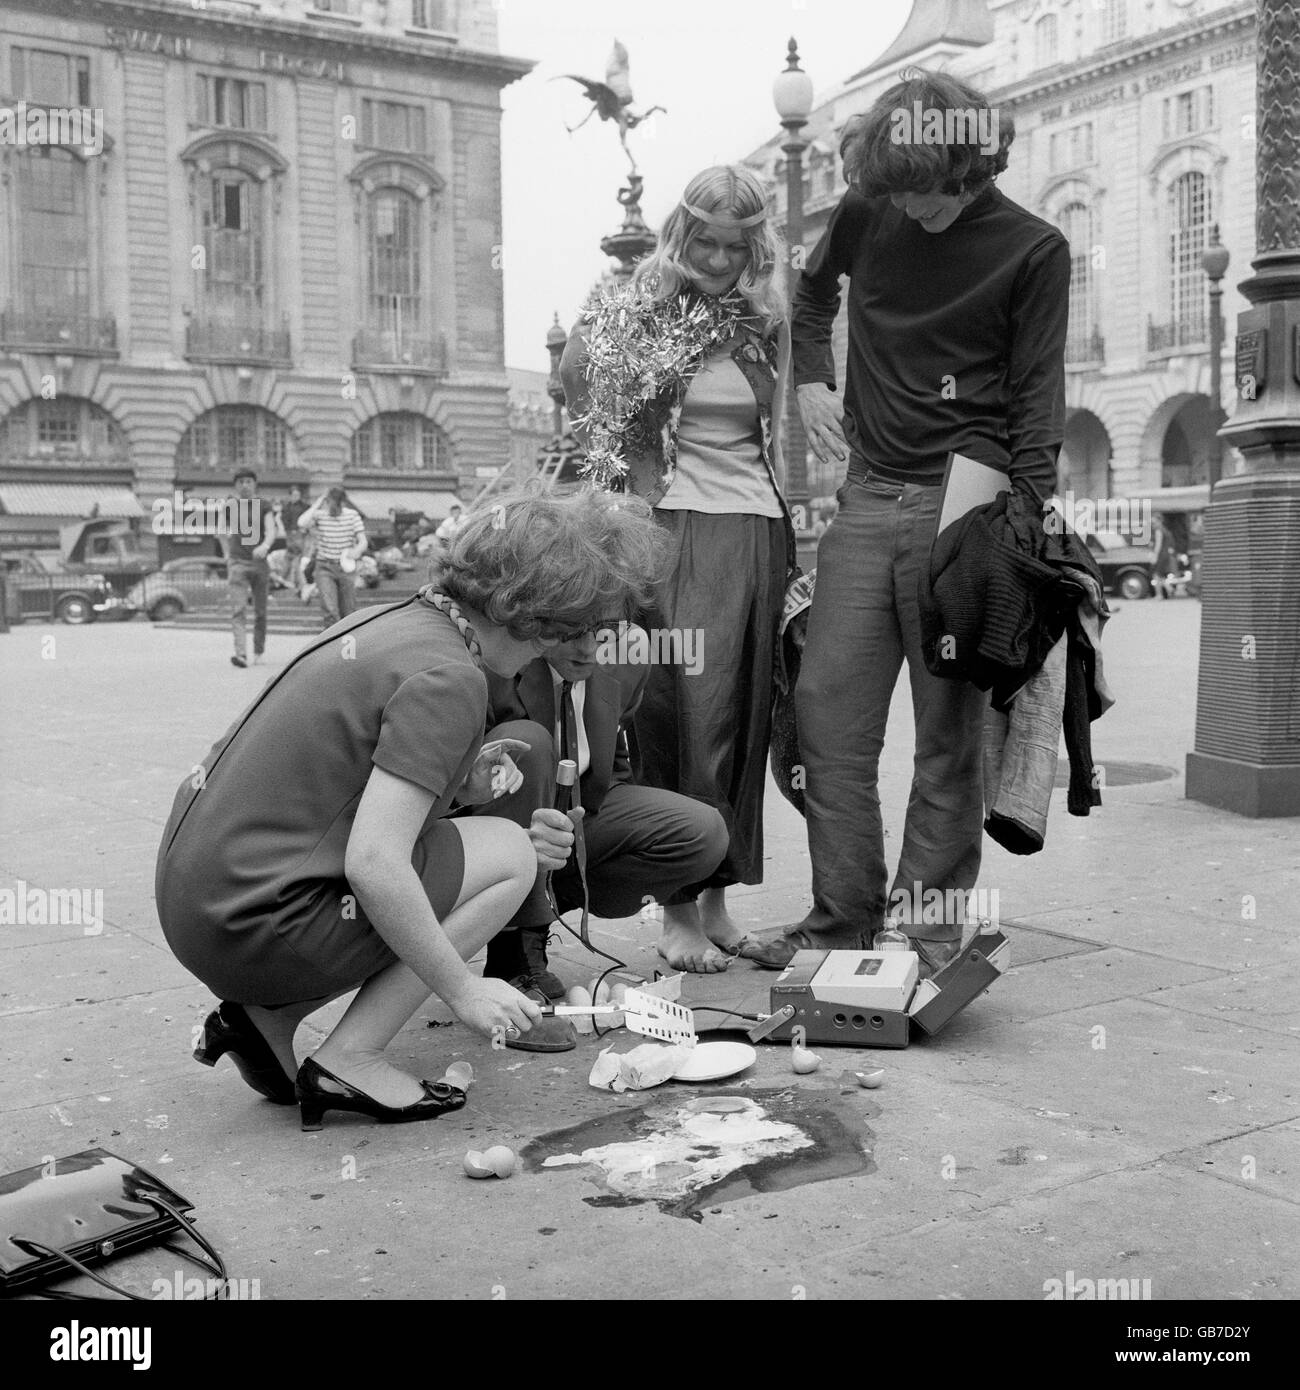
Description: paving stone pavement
1,598,1296,1301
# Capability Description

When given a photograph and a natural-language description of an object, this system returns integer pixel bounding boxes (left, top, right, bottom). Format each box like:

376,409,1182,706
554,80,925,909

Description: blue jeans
793,472,986,944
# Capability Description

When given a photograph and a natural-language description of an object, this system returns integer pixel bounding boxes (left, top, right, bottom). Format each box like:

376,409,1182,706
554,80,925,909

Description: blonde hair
633,165,787,332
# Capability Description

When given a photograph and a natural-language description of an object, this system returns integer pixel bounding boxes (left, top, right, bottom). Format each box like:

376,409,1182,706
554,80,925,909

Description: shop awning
0,482,145,518
345,489,460,519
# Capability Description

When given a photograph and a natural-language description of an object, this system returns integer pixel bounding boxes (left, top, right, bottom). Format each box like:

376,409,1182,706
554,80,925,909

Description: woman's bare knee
450,817,536,903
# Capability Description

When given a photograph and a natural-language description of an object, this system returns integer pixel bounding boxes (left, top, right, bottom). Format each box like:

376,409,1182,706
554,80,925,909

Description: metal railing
1147,316,1207,352
1065,328,1105,365
352,328,448,373
0,309,117,355
185,318,292,365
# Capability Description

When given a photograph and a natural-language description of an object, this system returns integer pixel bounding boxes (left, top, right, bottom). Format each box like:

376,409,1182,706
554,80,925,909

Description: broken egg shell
462,1150,496,1179
442,1060,474,1090
856,1069,885,1089
481,1144,517,1178
791,1046,822,1074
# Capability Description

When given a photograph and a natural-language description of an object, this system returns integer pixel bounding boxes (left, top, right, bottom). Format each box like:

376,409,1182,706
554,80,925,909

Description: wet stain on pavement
520,1086,876,1221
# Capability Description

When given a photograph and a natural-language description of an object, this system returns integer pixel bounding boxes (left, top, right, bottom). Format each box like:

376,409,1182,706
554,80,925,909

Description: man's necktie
553,679,590,947
559,680,579,767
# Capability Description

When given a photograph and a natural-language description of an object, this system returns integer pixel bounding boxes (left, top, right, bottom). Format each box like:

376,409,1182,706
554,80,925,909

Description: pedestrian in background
226,468,281,668
298,486,367,630
280,484,309,589
434,503,466,545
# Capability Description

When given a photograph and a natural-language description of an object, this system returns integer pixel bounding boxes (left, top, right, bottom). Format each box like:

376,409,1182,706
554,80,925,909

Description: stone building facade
746,0,1255,535
0,0,530,544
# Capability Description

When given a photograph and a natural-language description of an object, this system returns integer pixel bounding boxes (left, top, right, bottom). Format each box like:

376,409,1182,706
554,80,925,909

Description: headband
682,200,767,230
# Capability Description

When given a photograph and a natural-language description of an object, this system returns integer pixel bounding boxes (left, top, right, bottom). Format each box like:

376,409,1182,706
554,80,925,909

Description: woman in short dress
562,165,798,973
156,489,661,1129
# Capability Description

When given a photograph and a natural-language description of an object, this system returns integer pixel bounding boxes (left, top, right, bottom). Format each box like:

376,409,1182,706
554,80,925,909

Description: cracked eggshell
481,1145,517,1178
462,1150,496,1179
790,1045,823,1074
856,1069,886,1089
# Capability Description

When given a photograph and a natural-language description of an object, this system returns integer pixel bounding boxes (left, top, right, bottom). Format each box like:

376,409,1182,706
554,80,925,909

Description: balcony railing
0,309,118,356
1065,328,1105,366
185,318,291,366
352,328,448,374
1148,316,1206,353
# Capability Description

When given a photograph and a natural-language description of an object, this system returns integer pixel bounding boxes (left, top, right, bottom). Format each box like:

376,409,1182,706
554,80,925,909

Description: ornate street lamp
1201,224,1230,487
773,36,813,523
1186,1,1300,817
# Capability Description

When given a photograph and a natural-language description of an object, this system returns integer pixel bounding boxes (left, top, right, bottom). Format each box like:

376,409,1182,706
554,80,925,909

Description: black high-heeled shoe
295,1056,467,1132
193,1001,296,1105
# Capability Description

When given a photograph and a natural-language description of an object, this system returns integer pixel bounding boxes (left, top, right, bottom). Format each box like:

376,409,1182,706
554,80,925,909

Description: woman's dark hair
427,484,666,642
326,485,350,516
840,68,1014,198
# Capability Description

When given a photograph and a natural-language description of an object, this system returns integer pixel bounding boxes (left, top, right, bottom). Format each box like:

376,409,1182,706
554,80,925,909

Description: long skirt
631,510,786,902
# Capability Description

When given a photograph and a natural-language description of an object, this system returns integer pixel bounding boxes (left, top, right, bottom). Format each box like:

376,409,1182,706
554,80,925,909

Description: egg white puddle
542,1100,812,1199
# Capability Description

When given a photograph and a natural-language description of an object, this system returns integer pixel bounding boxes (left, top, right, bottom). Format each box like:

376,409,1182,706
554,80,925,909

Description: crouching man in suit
471,624,728,1050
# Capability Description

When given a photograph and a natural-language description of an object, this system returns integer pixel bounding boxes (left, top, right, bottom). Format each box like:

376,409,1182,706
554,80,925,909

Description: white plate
671,1041,757,1082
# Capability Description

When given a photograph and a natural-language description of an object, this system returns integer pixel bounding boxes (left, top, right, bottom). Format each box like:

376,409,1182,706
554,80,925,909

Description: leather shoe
745,928,820,971
519,925,565,1000
193,1001,295,1104
505,976,575,1052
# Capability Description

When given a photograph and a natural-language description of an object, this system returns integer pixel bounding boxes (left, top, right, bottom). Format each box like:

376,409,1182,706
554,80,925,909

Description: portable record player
758,929,1010,1049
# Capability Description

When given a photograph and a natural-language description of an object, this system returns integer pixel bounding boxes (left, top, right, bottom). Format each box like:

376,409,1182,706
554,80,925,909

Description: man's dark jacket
484,659,646,815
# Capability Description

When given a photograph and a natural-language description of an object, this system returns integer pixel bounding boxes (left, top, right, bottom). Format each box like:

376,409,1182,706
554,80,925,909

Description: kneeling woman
156,489,661,1129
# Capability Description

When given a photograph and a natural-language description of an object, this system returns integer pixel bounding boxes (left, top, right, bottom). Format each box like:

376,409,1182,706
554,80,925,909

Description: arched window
350,413,448,473
1035,14,1059,68
366,188,421,342
0,397,128,464
175,405,293,475
1168,173,1210,344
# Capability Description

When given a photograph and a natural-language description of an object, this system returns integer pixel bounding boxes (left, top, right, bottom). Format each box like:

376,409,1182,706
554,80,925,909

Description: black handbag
0,1148,228,1300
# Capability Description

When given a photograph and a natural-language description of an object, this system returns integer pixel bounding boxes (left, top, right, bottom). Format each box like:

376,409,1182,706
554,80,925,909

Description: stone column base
1185,751,1300,818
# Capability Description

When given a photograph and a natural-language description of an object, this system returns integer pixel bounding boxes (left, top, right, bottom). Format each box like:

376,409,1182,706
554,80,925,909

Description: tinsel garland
573,278,749,489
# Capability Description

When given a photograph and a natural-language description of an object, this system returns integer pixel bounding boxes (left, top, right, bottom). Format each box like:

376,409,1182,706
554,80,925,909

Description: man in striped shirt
298,487,368,629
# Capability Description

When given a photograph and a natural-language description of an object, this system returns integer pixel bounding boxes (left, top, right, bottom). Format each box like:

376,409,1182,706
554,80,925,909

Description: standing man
298,487,367,630
751,71,1070,975
227,468,280,669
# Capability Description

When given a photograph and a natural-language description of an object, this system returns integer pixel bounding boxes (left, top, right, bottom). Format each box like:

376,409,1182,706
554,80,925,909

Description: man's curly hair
841,69,1014,198
426,484,666,641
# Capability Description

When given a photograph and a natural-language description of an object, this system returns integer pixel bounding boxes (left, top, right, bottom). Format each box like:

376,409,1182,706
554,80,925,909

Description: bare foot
657,902,732,973
308,1048,429,1109
697,887,750,952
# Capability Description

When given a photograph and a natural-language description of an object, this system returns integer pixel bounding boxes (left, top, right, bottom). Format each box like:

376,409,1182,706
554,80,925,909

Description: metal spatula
543,990,697,1046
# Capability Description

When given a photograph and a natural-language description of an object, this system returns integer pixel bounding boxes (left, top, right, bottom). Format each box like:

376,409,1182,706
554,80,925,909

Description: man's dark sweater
791,185,1071,499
